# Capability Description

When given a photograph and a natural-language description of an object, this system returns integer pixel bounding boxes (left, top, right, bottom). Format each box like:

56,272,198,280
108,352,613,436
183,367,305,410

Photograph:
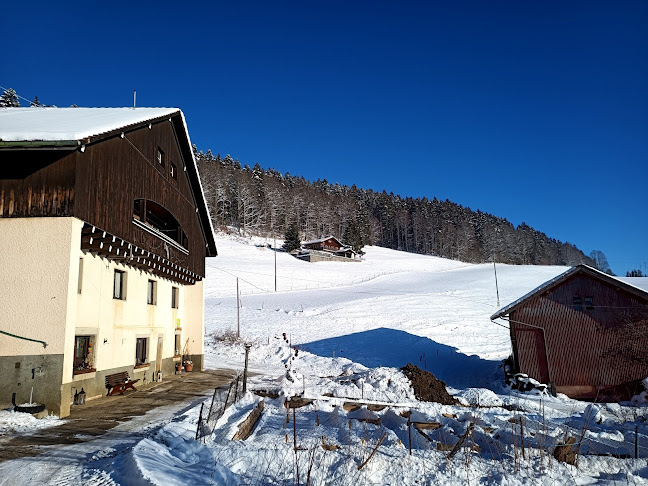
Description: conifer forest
196,150,594,267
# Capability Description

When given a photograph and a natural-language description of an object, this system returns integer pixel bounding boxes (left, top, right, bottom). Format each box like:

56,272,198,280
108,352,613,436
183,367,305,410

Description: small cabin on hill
0,107,217,417
491,265,648,401
300,236,357,262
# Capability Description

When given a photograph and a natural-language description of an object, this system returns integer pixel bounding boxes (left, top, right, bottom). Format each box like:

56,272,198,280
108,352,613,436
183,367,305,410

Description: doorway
155,335,164,379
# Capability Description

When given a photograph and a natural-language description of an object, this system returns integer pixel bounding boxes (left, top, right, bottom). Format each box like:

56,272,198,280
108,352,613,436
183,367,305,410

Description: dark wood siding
511,273,648,389
73,120,206,277
0,150,76,217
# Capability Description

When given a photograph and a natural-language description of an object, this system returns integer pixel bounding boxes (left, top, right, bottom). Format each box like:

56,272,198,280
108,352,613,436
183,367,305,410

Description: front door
517,328,550,383
155,335,164,378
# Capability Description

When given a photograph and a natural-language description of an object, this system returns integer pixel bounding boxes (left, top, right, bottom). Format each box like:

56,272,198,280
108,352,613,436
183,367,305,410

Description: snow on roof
618,277,648,292
302,236,345,246
490,264,648,320
0,107,179,142
0,106,217,254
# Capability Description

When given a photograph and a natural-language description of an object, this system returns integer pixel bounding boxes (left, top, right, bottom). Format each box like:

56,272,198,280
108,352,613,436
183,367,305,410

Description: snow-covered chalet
0,107,217,417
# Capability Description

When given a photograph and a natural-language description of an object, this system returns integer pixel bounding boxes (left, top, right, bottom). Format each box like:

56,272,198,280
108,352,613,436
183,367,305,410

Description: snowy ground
2,233,648,485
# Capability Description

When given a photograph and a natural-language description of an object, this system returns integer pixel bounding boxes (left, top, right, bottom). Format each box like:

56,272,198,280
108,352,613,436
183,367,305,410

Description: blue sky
4,1,647,275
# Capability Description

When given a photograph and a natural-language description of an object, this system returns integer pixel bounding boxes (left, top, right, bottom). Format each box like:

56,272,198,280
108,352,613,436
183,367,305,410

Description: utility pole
493,255,500,308
274,238,277,292
236,277,240,338
133,90,136,108
243,343,251,393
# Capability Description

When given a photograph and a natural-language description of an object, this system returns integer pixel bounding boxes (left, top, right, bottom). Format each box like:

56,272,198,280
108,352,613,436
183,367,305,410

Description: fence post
207,387,218,425
195,402,205,441
243,344,251,393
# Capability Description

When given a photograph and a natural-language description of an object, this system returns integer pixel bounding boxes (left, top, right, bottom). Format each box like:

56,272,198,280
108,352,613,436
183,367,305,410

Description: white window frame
113,269,126,300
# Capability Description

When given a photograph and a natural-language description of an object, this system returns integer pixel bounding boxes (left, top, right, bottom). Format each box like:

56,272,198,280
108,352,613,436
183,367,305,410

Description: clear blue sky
4,1,647,275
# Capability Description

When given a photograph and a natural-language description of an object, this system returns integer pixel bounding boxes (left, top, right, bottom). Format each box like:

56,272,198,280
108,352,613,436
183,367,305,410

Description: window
77,257,84,294
73,335,94,373
573,296,582,311
172,286,179,309
136,338,148,366
174,334,181,356
584,296,594,310
132,199,189,250
147,280,157,305
156,148,165,167
114,270,126,300
170,162,177,180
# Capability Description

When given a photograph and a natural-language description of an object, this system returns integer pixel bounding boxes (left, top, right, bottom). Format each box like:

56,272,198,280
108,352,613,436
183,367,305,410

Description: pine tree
0,88,21,107
282,223,301,252
343,219,365,254
30,96,41,107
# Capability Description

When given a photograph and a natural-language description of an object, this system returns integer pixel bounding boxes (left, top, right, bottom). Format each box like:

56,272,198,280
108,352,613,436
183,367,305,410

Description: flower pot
184,363,193,372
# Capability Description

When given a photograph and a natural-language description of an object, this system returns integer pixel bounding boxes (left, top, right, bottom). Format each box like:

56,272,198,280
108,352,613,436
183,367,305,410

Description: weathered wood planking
0,117,210,278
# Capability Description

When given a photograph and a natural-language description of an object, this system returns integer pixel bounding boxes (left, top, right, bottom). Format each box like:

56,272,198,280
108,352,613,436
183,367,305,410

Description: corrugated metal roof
491,264,648,320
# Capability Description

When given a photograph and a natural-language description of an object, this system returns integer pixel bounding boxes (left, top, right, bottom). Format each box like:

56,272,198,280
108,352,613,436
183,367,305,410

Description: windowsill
113,297,126,301
134,363,150,370
173,355,182,361
73,368,96,375
73,369,96,381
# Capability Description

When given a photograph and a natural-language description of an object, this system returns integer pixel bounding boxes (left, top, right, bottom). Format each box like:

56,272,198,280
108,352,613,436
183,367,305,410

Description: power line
0,85,37,105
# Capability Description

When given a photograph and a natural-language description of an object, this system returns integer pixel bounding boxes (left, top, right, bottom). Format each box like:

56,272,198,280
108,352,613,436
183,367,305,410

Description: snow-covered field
2,234,648,485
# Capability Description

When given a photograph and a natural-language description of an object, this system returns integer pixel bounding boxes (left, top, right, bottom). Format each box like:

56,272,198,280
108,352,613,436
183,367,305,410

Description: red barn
491,265,648,401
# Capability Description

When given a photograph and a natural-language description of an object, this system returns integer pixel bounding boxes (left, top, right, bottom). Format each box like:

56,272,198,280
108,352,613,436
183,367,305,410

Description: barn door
517,328,550,384
155,336,164,377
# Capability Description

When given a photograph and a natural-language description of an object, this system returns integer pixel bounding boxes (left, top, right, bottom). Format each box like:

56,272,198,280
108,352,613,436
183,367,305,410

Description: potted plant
175,363,182,373
181,338,193,372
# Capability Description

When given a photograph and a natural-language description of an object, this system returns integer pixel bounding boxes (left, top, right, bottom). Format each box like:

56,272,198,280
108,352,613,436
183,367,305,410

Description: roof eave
0,140,80,149
490,264,648,320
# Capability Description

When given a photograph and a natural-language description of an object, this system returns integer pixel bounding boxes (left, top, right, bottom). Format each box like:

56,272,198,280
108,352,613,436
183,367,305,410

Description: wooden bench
105,371,140,396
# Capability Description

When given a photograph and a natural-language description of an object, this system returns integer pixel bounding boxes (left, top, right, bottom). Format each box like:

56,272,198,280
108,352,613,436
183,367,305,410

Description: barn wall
511,272,648,393
73,120,206,277
0,150,77,218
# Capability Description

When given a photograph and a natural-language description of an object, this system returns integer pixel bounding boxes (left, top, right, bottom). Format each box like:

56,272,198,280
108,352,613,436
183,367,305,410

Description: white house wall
0,216,206,417
74,250,187,375
0,217,81,415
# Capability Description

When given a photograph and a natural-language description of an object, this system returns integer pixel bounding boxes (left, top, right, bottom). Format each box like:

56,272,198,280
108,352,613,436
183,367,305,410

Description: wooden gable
0,112,215,282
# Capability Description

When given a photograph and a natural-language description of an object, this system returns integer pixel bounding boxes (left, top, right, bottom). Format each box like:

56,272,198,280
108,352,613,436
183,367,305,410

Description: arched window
133,199,188,250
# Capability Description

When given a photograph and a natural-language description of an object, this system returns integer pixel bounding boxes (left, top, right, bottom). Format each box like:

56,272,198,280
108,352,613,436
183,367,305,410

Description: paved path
0,369,235,463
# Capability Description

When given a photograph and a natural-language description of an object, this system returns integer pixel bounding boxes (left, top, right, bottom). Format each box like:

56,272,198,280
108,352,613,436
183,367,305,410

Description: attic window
156,148,165,167
573,296,582,311
584,297,594,310
133,199,188,251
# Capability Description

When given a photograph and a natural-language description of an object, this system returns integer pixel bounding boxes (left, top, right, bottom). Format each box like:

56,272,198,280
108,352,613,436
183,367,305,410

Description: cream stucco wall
0,217,81,357
73,251,189,381
182,279,205,369
1,216,207,415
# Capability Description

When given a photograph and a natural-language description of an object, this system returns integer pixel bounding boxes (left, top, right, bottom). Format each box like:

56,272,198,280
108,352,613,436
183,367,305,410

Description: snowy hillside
3,234,647,485
203,234,568,384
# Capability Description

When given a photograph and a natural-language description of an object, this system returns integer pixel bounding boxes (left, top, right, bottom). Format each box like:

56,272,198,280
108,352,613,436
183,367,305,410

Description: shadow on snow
302,327,502,389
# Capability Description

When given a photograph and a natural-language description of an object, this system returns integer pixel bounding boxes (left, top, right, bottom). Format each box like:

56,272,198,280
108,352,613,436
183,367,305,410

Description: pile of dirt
401,363,458,405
